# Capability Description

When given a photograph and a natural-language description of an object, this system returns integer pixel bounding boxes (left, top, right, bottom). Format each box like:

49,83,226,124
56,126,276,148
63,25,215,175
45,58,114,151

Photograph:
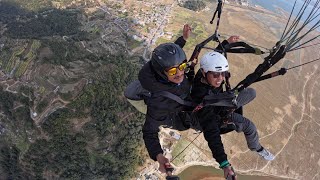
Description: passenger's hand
183,24,192,40
224,165,237,180
156,153,170,173
227,35,240,43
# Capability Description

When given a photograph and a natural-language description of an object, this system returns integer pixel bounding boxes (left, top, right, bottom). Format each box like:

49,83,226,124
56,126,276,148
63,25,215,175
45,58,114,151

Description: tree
182,0,206,11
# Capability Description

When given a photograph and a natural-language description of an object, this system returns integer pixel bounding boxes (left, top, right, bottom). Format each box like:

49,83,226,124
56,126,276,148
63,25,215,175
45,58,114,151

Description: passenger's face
164,62,187,84
205,71,227,88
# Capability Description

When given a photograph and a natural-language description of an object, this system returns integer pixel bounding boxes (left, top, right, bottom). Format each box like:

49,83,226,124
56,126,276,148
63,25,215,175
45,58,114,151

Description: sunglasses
166,62,187,76
207,71,228,78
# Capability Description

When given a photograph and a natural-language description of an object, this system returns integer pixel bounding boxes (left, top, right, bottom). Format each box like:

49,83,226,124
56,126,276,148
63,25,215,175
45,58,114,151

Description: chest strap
154,91,196,107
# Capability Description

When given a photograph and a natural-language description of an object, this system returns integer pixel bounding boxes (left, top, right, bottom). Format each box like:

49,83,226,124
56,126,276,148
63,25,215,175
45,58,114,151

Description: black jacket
139,36,195,160
139,37,230,163
191,70,228,164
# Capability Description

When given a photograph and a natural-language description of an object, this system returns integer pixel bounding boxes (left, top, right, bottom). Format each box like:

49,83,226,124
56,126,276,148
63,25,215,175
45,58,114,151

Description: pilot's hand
183,24,192,40
156,153,170,173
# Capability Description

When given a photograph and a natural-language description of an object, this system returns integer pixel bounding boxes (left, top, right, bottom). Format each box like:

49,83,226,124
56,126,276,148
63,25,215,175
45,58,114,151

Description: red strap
193,103,204,112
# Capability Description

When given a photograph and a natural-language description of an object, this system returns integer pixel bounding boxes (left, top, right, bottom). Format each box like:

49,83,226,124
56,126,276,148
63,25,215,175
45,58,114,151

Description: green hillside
0,0,147,179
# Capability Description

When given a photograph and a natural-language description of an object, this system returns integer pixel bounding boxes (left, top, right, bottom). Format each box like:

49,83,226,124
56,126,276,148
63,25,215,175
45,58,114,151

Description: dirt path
33,98,66,125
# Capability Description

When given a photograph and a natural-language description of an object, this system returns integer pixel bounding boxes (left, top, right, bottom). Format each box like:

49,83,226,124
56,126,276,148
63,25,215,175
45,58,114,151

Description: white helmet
200,51,229,73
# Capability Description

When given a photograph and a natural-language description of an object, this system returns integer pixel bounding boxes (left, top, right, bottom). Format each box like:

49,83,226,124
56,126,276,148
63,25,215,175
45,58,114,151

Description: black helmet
151,43,186,80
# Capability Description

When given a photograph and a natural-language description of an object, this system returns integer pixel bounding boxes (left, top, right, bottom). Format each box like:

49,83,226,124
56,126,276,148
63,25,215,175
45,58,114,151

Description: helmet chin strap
202,74,209,85
225,72,231,91
200,69,210,85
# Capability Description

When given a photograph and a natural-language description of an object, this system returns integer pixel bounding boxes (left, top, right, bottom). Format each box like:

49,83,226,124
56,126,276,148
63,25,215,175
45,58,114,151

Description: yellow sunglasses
166,62,187,76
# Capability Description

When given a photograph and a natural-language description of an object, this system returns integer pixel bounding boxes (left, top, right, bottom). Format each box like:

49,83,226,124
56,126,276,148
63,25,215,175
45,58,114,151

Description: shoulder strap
125,80,196,107
154,91,196,107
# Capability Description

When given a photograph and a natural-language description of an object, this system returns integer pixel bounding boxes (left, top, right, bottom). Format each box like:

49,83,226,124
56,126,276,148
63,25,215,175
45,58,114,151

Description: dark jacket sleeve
174,36,186,48
174,36,196,82
216,40,229,51
196,107,228,164
142,116,164,161
138,65,164,160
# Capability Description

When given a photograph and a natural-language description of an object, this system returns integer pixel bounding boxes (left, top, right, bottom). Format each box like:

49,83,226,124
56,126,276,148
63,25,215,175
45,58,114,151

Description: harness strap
154,91,196,107
202,91,237,108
